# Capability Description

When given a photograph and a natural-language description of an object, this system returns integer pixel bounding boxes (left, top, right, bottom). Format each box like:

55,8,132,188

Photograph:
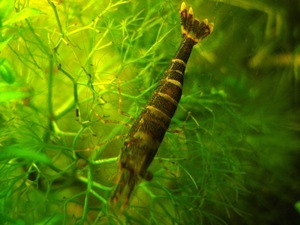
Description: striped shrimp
111,2,214,208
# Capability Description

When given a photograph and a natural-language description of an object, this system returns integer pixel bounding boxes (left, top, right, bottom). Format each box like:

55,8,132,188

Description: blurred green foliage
0,0,299,224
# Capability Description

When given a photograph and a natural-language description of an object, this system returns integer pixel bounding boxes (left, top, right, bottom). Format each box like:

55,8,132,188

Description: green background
0,0,299,224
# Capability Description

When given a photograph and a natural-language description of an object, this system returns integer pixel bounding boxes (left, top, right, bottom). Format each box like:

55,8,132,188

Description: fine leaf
3,7,45,26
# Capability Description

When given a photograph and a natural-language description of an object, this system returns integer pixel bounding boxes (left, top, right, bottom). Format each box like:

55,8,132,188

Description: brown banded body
111,2,214,208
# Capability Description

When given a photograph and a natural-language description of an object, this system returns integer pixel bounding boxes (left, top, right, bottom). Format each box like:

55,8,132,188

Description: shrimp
111,2,214,208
